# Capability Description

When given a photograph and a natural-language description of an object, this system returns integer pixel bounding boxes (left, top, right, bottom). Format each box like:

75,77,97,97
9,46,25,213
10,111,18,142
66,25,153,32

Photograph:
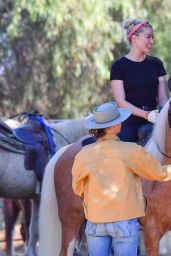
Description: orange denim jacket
72,133,171,223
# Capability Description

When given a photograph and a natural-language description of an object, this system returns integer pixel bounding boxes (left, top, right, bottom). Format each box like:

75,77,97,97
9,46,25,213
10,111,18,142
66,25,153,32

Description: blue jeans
85,219,138,256
118,123,153,143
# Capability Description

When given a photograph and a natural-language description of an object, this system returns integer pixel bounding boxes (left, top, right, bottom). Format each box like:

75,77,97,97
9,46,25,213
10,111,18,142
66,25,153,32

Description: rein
157,143,171,159
49,127,71,144
156,115,171,159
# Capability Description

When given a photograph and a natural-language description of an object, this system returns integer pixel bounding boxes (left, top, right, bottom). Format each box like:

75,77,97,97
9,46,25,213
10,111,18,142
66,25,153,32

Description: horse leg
25,197,39,256
19,199,31,244
4,199,20,256
60,219,86,256
75,221,88,256
143,222,160,256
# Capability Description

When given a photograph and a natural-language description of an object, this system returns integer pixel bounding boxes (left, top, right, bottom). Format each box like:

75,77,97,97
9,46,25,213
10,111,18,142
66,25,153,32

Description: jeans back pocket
85,221,97,236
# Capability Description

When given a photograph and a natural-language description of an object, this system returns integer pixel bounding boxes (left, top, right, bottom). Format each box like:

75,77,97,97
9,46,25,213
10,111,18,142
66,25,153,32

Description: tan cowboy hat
85,102,131,129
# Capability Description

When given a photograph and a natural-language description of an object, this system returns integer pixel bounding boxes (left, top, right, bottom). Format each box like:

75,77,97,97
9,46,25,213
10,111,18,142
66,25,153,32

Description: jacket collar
97,133,120,142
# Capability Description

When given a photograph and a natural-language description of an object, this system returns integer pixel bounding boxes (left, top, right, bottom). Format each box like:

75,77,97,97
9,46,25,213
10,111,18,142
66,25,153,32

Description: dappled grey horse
0,116,89,256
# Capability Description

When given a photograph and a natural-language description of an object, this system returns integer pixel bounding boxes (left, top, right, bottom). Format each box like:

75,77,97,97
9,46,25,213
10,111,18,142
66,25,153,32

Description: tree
0,0,170,118
1,0,117,117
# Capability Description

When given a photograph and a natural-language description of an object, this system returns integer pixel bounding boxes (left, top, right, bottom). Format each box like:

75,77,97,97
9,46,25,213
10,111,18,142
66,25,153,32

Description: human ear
131,34,137,43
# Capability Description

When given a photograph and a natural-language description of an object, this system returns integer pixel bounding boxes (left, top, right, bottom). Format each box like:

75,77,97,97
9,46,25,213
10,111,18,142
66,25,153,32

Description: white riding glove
147,109,159,124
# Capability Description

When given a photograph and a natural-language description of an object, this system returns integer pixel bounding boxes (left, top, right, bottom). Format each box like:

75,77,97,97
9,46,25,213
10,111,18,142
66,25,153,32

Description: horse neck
145,100,170,163
49,118,89,150
162,121,171,165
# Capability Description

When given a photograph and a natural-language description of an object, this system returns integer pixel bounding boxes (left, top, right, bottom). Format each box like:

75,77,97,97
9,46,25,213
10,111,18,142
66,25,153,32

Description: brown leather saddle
0,113,54,181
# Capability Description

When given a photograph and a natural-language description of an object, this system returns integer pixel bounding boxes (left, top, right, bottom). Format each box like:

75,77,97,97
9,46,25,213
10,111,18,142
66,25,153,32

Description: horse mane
145,99,170,162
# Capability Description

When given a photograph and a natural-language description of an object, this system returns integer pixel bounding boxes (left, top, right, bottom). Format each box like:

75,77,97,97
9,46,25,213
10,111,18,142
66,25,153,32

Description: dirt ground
0,200,24,256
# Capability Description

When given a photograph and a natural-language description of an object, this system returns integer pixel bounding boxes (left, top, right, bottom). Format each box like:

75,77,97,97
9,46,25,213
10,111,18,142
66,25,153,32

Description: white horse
38,99,171,256
0,117,89,256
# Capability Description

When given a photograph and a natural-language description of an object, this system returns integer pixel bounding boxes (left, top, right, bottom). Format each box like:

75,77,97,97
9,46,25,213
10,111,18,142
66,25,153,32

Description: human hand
147,109,159,124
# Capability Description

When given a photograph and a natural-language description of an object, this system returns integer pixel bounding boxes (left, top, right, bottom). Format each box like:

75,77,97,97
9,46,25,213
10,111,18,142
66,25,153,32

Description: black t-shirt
110,55,166,124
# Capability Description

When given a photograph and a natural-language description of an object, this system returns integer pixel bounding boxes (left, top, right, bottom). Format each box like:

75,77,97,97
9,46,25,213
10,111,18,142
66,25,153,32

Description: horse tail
38,145,70,256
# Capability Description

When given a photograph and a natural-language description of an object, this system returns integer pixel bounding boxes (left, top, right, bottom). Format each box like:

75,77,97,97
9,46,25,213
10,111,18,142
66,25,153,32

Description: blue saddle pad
13,126,43,144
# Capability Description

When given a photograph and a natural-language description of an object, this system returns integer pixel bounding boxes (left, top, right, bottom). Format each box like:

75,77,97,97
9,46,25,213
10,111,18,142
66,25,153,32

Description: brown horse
140,123,171,253
38,99,171,256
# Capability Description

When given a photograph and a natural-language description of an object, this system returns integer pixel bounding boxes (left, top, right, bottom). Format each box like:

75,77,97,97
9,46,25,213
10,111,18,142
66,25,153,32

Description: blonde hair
123,19,152,43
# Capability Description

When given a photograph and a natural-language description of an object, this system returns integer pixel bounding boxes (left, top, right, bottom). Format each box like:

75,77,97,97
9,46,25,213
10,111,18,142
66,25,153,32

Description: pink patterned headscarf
127,21,148,42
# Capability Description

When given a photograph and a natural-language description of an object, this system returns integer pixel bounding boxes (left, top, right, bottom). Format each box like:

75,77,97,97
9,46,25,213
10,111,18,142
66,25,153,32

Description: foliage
0,0,171,118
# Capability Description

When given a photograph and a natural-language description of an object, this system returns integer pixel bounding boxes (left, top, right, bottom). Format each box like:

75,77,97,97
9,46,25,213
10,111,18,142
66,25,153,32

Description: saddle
13,121,43,144
0,120,24,154
0,114,53,181
0,119,13,134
